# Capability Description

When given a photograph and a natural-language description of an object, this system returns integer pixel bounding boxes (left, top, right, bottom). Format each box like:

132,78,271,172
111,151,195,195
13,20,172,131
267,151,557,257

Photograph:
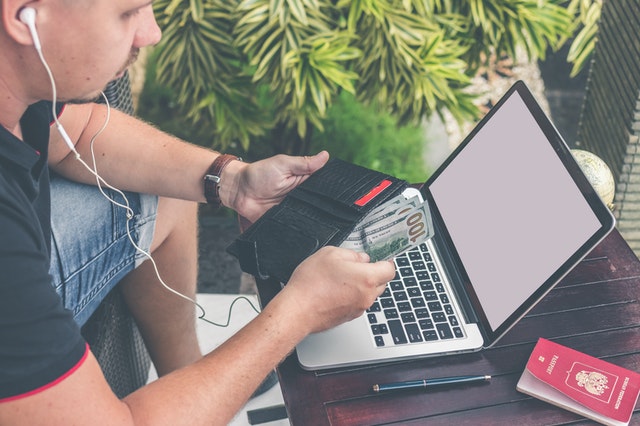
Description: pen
372,374,491,393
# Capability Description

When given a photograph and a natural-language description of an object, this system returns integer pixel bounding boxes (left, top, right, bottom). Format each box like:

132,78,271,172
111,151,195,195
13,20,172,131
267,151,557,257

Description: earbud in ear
18,7,41,51
17,6,77,153
19,7,36,26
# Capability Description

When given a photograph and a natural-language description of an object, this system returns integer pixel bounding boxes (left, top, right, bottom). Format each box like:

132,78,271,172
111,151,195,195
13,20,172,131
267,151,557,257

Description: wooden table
256,229,640,425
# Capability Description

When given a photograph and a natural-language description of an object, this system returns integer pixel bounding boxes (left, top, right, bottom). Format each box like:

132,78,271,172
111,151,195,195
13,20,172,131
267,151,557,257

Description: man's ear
2,0,39,46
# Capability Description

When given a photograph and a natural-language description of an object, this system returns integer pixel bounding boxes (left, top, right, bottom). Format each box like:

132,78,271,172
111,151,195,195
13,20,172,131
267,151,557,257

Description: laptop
296,80,616,370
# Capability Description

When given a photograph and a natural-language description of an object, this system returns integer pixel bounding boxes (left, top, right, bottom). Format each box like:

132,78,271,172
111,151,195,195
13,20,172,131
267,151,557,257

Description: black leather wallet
227,158,408,282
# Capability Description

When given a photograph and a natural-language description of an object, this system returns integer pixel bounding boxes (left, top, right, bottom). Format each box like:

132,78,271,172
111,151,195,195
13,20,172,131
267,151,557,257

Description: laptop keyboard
366,243,465,347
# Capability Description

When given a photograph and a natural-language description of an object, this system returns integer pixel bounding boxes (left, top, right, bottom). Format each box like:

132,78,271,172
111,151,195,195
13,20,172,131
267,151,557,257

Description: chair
575,0,640,256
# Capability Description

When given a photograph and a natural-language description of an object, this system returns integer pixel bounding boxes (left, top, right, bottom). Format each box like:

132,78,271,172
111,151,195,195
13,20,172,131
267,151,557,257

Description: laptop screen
425,82,614,339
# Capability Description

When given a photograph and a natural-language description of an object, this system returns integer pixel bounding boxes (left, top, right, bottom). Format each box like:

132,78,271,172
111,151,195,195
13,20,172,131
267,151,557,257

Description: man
0,1,395,424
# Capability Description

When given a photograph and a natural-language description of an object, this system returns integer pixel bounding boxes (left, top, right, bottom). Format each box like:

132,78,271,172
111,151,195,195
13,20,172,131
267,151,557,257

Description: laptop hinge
428,204,481,331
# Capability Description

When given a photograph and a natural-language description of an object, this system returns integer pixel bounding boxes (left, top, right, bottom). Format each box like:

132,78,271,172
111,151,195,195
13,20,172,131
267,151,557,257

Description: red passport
517,338,640,426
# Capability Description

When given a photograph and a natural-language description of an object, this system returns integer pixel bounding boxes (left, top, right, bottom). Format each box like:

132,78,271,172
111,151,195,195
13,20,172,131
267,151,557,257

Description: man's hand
221,151,330,223
278,246,396,334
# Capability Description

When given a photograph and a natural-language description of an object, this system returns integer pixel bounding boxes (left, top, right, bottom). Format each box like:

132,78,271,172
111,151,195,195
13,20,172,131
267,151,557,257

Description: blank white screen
429,92,601,331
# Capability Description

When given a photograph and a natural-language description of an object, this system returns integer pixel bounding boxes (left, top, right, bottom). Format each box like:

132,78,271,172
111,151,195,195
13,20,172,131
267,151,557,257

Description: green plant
309,92,429,182
564,0,602,77
150,0,575,156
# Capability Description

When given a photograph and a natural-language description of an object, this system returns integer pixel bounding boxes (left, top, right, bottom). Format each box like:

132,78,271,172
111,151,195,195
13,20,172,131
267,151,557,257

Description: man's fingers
347,250,396,284
353,251,370,263
372,259,397,283
298,150,329,175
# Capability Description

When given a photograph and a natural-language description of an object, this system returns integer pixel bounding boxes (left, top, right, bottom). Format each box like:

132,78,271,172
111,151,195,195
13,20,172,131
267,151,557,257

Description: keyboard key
435,283,445,293
381,298,395,308
423,291,438,301
444,304,454,315
419,318,434,329
411,298,426,308
411,261,426,270
419,280,434,291
427,262,437,272
453,327,464,338
393,291,408,301
449,316,459,326
428,301,442,311
367,301,381,312
407,287,421,298
419,243,429,252
400,267,413,277
375,336,385,347
384,309,399,319
405,323,423,343
416,271,430,280
408,251,422,261
440,294,450,304
423,330,439,341
403,277,418,287
381,288,391,298
397,302,412,312
431,272,441,282
371,324,388,335
367,313,377,324
388,320,408,344
432,312,447,322
390,280,404,291
436,323,454,339
415,308,429,318
396,257,410,267
401,312,416,323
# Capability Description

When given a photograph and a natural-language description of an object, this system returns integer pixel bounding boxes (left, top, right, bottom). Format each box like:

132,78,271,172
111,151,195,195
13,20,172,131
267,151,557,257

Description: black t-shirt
0,102,87,401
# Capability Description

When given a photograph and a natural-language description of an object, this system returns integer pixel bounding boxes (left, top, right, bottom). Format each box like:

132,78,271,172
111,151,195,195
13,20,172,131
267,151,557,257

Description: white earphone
18,6,77,152
19,7,41,50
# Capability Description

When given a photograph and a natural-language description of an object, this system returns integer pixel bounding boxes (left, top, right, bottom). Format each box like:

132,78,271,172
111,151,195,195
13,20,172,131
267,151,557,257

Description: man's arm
48,103,329,222
48,103,231,204
0,247,394,425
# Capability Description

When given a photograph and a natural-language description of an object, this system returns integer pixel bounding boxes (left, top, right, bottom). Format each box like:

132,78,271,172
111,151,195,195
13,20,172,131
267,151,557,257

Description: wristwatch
203,154,242,208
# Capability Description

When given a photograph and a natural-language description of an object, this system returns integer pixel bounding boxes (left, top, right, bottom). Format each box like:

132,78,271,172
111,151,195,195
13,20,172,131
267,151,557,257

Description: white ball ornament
571,149,615,210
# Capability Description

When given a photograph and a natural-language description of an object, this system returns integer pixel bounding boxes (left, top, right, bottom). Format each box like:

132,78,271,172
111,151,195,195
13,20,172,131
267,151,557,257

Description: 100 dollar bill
340,194,420,252
363,202,433,261
340,195,433,261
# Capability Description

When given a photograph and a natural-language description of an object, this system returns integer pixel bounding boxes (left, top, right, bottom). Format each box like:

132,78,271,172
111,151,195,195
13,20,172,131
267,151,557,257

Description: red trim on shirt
0,342,90,403
49,104,65,126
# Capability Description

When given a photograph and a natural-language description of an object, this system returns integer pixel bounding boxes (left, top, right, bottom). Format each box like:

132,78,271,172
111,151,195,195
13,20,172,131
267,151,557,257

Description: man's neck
0,75,30,140
0,35,37,139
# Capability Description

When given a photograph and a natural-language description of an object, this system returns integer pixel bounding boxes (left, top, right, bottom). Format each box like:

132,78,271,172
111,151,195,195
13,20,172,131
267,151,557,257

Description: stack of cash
340,193,434,262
